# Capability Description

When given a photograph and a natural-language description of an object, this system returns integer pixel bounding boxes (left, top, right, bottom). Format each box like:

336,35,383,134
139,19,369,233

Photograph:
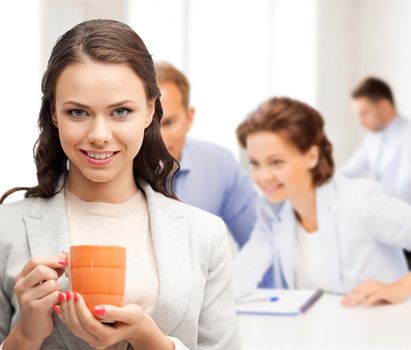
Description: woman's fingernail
58,292,65,303
58,252,68,266
94,306,106,317
53,305,60,314
66,290,72,301
58,258,68,266
74,292,79,302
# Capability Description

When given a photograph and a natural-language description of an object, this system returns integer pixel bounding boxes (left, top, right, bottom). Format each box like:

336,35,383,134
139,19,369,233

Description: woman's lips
262,183,283,194
80,150,119,166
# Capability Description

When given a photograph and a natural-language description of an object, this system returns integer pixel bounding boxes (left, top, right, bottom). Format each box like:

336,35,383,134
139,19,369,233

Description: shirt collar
381,115,404,138
178,139,192,173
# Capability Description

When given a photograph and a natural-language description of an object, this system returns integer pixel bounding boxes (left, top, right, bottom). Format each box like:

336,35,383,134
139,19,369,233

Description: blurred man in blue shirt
155,61,257,248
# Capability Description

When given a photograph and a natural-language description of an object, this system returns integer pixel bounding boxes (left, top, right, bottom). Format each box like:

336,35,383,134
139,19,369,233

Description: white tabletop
238,293,411,350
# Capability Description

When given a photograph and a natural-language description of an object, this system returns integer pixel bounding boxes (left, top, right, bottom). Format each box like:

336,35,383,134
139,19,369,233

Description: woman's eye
271,160,284,166
113,108,131,118
69,109,87,118
249,161,258,168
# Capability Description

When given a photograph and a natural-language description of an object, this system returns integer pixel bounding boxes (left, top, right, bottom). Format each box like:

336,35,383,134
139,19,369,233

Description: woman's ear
306,145,320,169
51,108,58,128
145,99,155,128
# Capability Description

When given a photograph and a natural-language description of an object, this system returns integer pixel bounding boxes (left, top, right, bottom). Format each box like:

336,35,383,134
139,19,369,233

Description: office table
237,293,411,349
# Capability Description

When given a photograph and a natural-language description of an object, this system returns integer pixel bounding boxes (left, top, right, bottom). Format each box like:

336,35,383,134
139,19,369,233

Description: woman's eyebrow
107,100,137,108
62,100,89,108
61,99,137,108
267,154,284,159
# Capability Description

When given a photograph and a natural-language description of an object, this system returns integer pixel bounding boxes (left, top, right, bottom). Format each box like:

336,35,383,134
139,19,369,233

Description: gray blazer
0,182,241,349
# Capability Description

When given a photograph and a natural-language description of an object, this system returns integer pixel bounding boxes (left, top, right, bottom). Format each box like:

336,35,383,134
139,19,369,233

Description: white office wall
128,0,318,157
352,0,411,120
128,0,186,70
0,0,41,199
187,0,273,156
270,0,317,106
316,0,411,165
316,0,360,165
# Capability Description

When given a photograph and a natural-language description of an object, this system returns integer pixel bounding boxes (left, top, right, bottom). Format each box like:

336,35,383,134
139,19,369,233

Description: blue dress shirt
171,138,274,287
172,138,257,247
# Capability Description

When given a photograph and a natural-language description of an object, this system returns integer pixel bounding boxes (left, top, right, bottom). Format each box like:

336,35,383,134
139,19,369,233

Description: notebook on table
236,288,324,317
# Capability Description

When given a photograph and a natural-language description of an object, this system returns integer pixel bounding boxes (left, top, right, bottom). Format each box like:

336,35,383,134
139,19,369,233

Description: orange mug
69,245,126,319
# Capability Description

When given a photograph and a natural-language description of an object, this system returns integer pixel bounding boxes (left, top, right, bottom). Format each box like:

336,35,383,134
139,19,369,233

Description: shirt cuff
167,336,189,350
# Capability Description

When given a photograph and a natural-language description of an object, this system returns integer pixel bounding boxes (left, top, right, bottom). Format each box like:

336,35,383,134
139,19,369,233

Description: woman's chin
265,192,287,203
73,169,116,184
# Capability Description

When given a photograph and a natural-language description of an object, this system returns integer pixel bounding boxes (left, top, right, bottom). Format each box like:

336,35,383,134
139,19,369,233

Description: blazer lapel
272,202,297,289
142,184,191,335
317,181,344,293
24,190,91,349
24,190,70,289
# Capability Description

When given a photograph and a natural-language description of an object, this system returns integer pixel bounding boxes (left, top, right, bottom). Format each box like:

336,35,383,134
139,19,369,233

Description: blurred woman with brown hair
234,97,411,306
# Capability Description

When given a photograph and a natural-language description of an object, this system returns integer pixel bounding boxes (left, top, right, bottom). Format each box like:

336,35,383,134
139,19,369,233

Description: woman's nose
88,116,113,145
257,167,276,182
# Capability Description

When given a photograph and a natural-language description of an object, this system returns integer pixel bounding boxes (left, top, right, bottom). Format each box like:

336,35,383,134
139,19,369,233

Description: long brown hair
1,19,178,203
237,97,334,186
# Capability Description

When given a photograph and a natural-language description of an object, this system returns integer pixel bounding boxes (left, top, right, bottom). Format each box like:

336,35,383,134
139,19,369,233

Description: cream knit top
65,189,159,349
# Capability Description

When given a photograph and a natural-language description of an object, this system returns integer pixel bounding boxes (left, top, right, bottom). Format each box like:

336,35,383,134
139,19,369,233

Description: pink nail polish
58,292,65,303
74,292,79,302
66,290,71,301
58,257,68,266
53,305,60,314
94,306,105,317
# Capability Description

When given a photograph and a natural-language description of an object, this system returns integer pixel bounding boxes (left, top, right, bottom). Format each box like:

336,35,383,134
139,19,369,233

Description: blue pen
237,296,279,304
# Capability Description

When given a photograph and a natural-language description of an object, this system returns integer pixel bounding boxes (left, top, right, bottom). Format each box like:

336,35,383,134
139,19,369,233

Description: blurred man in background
342,77,411,267
155,61,258,249
342,77,411,204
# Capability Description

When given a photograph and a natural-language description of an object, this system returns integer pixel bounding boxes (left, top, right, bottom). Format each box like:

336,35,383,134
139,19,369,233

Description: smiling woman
53,60,155,199
233,97,411,305
0,19,240,350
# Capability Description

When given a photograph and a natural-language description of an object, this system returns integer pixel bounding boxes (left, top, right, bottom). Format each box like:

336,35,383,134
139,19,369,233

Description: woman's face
245,131,318,203
53,59,154,187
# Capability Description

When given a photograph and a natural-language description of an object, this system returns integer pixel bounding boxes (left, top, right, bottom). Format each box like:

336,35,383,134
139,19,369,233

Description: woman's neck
290,182,318,233
66,167,138,204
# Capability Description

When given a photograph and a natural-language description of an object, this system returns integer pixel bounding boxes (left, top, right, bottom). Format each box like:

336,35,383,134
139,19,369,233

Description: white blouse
295,224,331,291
